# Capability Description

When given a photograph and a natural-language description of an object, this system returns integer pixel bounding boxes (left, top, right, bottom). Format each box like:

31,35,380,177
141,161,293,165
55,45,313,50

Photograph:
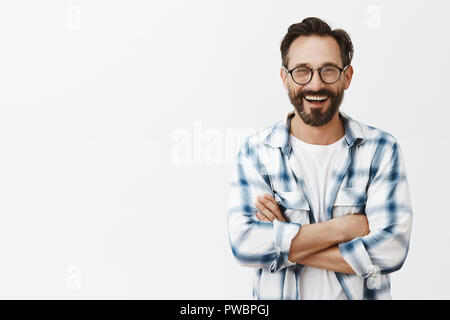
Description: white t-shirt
289,133,347,300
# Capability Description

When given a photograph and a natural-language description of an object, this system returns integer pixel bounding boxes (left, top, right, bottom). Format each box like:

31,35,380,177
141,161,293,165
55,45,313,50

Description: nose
305,69,325,91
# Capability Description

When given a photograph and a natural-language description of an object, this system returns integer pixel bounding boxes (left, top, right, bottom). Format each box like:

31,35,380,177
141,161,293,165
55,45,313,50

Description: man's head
280,17,354,127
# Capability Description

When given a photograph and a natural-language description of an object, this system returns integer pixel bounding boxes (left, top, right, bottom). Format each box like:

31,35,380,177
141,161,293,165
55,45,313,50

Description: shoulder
362,124,398,150
345,113,399,149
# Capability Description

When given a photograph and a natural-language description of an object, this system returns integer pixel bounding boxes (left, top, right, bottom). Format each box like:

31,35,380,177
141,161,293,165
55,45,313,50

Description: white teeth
305,95,327,101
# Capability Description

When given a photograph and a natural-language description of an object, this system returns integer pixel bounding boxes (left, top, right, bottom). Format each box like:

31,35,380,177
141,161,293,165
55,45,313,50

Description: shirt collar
263,110,365,158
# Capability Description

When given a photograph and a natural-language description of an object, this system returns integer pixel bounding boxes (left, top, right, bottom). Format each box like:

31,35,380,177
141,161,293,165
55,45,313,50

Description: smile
305,95,327,101
304,95,329,105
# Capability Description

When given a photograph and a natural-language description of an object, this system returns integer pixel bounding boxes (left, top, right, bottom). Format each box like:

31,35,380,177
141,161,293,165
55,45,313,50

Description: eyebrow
290,61,341,69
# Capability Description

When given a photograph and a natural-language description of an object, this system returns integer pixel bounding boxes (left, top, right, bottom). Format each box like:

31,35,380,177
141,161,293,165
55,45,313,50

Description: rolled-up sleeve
338,141,413,278
227,140,301,273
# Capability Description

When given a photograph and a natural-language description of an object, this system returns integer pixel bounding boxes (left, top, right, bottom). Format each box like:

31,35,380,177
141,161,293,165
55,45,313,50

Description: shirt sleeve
227,139,301,273
338,141,413,278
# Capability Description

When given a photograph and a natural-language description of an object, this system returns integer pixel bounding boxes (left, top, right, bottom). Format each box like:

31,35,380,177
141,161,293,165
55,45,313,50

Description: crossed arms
227,139,413,277
254,193,369,274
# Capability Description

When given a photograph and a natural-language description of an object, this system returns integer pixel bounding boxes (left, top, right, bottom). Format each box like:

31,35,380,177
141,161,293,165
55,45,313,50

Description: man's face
281,35,353,127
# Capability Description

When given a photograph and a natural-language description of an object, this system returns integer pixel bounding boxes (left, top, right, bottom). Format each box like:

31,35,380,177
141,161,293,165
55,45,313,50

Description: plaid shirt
227,111,413,300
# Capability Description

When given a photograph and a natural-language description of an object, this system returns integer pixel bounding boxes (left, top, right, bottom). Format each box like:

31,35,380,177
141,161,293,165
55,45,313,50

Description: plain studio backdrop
0,0,448,299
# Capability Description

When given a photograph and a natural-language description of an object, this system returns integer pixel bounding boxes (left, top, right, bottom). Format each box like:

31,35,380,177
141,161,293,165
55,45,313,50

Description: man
227,17,413,300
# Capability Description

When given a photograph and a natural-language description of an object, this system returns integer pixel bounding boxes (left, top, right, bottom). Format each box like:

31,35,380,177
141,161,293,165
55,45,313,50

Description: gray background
0,0,448,299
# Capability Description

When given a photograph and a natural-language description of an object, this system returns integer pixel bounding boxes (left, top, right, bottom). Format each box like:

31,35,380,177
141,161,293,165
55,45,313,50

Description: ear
280,67,289,90
343,65,354,90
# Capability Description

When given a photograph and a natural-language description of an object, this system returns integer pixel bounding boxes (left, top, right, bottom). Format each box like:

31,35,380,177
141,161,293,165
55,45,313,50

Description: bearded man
227,17,413,300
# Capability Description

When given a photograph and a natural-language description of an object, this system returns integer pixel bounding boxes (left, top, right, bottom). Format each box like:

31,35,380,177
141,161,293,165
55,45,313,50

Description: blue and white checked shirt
227,111,413,300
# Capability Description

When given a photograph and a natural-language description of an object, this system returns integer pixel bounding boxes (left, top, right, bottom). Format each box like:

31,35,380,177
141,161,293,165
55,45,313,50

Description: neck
290,111,345,145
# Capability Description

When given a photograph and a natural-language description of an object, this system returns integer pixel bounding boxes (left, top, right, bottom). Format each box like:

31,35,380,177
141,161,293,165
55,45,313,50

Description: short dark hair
280,17,354,69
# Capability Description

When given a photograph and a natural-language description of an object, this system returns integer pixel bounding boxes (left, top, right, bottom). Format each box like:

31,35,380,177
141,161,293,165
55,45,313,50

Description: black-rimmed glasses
283,64,348,85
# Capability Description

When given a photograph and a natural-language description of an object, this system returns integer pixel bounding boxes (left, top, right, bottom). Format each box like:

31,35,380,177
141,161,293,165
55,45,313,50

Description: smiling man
227,17,413,300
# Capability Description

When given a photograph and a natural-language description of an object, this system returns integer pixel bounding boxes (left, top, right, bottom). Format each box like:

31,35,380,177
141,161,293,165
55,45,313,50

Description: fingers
261,194,286,222
264,193,278,205
255,211,271,222
253,193,286,222
254,198,277,221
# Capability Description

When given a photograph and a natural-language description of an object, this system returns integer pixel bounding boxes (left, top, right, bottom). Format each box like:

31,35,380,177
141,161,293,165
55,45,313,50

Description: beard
288,86,345,127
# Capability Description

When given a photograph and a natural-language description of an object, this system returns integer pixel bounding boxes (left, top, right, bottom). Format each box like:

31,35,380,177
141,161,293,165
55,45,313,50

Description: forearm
288,219,344,262
296,245,356,274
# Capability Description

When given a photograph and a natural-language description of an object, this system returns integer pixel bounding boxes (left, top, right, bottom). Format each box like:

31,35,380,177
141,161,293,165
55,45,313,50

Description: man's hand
253,193,286,222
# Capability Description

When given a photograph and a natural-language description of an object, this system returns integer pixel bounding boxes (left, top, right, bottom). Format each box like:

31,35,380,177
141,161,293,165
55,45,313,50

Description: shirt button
366,265,380,278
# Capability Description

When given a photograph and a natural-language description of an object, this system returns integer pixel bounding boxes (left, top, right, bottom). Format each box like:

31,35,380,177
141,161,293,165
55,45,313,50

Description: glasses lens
320,66,340,83
292,67,311,84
